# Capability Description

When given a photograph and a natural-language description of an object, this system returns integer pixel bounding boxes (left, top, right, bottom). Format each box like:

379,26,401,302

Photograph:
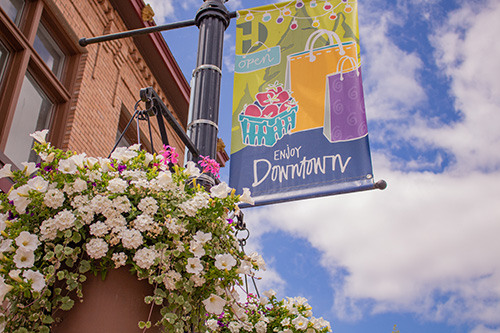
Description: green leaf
60,296,75,311
72,231,82,243
56,271,65,280
44,251,54,260
38,325,50,333
138,321,146,329
54,244,64,255
41,315,54,324
63,246,73,255
79,260,91,274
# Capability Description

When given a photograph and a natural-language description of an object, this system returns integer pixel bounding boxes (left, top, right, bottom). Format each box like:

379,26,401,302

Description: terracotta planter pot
52,267,163,332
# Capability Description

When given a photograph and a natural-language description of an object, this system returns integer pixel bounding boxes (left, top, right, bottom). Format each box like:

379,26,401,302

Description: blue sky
149,0,500,332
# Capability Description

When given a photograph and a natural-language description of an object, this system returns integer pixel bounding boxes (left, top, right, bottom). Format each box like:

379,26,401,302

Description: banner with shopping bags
230,0,375,206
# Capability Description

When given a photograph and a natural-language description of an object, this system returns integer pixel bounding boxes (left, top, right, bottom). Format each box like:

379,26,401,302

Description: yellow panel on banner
231,0,361,154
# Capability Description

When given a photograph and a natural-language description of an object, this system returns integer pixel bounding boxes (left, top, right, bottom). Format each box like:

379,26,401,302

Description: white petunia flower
214,253,237,271
186,257,204,275
202,294,226,315
152,171,173,190
144,153,154,166
39,151,55,163
70,153,87,168
8,270,22,282
184,161,201,177
22,270,46,292
0,164,14,179
189,240,205,258
129,143,141,151
236,260,252,275
85,156,99,168
292,315,309,330
210,181,231,199
58,158,77,174
0,277,13,301
86,238,109,259
13,248,35,268
98,157,112,172
249,252,266,271
8,184,31,214
239,188,255,205
0,239,13,253
21,162,38,176
262,289,276,299
110,147,137,163
29,129,49,144
133,247,158,270
107,178,128,193
193,231,212,244
0,213,8,232
15,231,40,251
27,177,49,193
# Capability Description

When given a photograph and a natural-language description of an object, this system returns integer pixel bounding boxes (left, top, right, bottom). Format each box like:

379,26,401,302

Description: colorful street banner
229,0,375,206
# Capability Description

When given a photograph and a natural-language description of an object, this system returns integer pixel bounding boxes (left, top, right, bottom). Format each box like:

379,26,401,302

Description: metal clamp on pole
192,64,222,76
187,119,219,131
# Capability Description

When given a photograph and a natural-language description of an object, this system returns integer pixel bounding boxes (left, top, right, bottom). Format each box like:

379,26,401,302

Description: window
4,72,53,166
0,41,8,81
34,23,65,78
0,0,83,169
0,0,24,26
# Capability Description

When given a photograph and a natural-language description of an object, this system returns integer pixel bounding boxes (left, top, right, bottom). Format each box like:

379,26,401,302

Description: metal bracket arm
140,87,200,158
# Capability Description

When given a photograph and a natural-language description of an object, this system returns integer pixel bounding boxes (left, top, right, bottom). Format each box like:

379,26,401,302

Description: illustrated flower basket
239,82,298,147
0,130,331,333
239,105,298,147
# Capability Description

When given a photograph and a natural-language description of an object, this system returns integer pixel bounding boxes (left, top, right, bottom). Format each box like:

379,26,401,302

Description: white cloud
360,8,426,122
470,325,500,333
427,0,500,173
247,165,500,325
146,0,175,24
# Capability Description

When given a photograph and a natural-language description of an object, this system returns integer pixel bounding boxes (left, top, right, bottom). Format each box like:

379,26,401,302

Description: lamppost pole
188,0,230,184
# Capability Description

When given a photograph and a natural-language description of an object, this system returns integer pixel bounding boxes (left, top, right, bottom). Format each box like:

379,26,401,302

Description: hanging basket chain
233,210,260,298
109,98,157,157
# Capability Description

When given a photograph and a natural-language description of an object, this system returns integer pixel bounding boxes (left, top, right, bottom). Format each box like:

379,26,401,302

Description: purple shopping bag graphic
323,68,368,142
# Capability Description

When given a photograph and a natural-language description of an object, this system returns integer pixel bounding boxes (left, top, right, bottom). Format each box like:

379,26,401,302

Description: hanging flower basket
0,130,331,333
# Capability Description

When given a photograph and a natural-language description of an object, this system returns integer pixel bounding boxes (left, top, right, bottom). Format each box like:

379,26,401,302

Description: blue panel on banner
229,128,374,206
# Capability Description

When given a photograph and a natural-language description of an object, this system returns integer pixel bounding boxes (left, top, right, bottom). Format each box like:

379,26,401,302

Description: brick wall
53,0,186,160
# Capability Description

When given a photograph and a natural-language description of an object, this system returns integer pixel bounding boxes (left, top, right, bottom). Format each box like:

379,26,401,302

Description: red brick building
0,0,190,192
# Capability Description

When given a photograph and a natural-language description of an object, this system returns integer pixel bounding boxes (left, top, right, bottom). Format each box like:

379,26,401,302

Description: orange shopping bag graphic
285,29,358,132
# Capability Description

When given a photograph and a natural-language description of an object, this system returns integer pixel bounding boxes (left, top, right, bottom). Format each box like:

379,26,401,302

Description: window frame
0,0,85,167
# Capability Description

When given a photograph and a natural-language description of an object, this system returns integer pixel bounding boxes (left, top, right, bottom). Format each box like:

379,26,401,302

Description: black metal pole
188,0,230,184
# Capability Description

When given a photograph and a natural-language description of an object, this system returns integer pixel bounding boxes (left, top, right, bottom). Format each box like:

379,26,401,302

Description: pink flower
198,155,220,179
159,145,179,165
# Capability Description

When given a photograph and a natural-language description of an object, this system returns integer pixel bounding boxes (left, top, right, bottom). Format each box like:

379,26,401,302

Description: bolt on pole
188,0,231,186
